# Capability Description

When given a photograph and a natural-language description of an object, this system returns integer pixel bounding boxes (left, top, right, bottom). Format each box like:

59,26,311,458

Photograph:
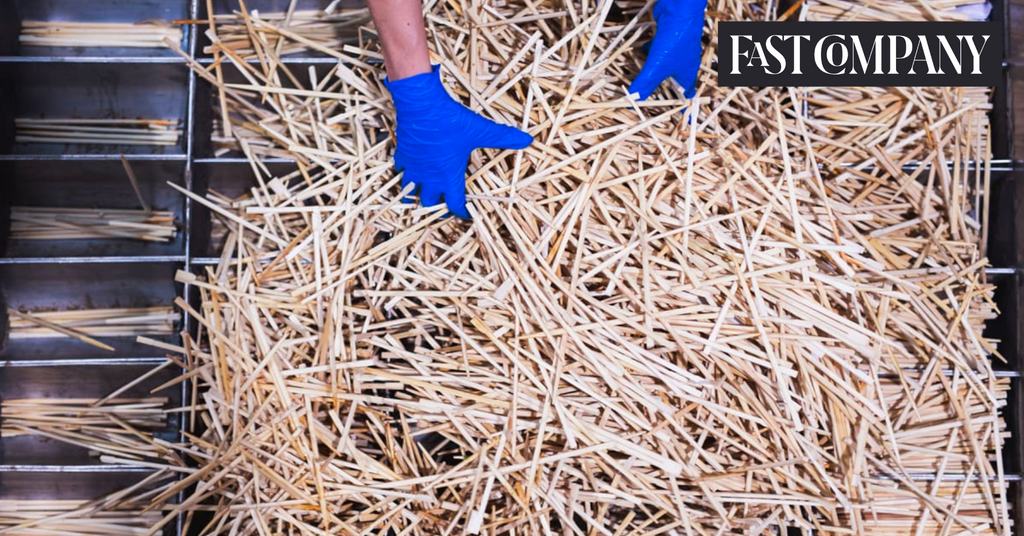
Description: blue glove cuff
384,65,450,119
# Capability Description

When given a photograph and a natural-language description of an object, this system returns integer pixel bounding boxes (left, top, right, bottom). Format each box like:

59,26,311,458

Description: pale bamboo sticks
0,398,171,462
11,0,1006,534
142,0,1008,531
0,500,166,536
200,9,371,58
9,207,177,242
803,0,993,21
15,119,181,146
19,20,183,49
0,471,177,536
7,307,177,341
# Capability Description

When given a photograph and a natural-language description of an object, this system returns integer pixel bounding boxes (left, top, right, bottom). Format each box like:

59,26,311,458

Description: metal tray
0,0,1021,534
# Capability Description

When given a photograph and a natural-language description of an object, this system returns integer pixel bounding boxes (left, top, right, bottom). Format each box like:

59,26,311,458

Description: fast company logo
718,22,1001,87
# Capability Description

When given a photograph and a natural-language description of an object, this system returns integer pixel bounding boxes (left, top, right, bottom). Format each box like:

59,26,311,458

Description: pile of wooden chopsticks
203,8,370,58
3,1,1009,535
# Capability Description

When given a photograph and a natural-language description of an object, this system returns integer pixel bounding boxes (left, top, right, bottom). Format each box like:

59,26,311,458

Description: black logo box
718,22,1002,87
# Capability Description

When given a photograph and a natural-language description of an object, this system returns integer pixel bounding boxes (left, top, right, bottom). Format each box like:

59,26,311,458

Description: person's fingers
400,170,420,204
629,29,674,101
443,178,470,219
680,76,697,99
418,182,444,209
675,58,701,99
674,18,705,99
395,154,418,204
629,59,667,101
468,115,533,150
631,9,707,101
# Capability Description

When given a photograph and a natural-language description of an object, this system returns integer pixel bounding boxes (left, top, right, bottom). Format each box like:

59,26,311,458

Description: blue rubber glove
629,0,708,100
384,65,533,219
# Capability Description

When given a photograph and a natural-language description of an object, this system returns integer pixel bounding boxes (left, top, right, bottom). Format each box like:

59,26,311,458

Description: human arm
366,0,533,219
365,0,432,80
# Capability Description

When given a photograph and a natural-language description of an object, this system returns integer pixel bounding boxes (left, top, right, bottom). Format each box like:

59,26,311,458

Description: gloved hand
629,0,709,100
384,65,533,219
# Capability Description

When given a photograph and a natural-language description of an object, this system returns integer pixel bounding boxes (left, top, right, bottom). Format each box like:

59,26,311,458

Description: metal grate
0,0,1021,535
0,3,362,531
